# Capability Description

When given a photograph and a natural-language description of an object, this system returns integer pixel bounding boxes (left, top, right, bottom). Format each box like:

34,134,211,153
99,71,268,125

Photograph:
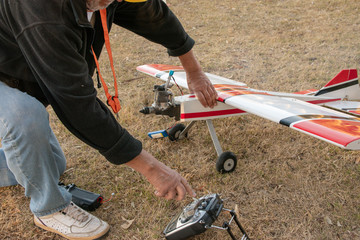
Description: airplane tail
314,69,360,100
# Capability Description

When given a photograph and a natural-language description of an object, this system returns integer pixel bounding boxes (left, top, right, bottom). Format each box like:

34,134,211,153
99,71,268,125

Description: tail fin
315,69,360,100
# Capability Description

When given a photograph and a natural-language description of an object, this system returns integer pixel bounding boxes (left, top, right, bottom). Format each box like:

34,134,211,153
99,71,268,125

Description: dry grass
1,0,360,239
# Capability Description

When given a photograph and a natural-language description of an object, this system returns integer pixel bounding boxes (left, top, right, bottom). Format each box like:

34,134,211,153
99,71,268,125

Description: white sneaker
34,202,110,240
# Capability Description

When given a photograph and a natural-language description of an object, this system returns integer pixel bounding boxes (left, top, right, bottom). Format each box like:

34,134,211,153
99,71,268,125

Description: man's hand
125,150,196,201
147,161,194,201
178,50,218,108
187,70,218,108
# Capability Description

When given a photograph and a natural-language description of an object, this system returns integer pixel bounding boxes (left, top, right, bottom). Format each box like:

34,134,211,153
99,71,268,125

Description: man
0,0,218,239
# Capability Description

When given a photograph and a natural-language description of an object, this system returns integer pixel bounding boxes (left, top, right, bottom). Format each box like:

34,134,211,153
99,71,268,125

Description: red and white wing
221,91,360,150
137,64,360,150
136,64,247,89
136,64,185,78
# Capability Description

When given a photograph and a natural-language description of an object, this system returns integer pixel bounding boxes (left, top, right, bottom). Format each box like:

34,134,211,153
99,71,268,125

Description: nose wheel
168,123,187,141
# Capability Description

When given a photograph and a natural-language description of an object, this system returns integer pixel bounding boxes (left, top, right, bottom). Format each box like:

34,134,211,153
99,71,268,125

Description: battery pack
148,130,169,139
59,183,103,211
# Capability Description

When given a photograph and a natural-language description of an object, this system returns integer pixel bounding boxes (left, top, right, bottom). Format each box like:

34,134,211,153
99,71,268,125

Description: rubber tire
168,124,186,141
216,151,237,173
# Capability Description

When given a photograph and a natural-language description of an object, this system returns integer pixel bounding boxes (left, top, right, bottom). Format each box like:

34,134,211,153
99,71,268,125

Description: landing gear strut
166,120,238,174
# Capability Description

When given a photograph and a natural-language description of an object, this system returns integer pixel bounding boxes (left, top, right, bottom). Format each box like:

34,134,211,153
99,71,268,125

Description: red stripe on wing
214,84,269,102
146,64,184,71
136,64,183,76
293,119,360,147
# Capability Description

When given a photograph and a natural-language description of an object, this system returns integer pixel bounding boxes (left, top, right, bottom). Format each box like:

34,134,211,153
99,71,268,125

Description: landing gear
168,124,186,141
205,120,238,174
140,74,239,174
216,152,237,173
167,122,194,141
167,120,238,174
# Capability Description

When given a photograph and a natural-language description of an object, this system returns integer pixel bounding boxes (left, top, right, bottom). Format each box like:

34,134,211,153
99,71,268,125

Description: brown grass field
1,0,360,239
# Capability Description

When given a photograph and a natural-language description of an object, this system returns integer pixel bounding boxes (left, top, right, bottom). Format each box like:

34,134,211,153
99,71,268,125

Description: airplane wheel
168,124,186,141
216,151,237,174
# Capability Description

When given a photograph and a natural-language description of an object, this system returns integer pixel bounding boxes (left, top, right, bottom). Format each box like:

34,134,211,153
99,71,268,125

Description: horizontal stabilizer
324,101,360,116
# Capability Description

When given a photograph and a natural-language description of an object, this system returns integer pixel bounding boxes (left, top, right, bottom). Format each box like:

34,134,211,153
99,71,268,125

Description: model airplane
137,64,360,173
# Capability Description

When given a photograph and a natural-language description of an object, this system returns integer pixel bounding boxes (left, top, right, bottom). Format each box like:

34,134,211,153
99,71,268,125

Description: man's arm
113,0,194,57
113,1,218,108
124,52,215,201
178,50,218,108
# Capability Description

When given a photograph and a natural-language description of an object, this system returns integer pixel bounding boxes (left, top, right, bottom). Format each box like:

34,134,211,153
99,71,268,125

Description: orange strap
92,9,121,114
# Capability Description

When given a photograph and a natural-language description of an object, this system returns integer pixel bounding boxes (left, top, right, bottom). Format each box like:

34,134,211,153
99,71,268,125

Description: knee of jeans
1,97,49,140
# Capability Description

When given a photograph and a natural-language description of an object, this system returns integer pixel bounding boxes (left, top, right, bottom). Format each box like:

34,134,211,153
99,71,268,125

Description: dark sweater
0,0,194,164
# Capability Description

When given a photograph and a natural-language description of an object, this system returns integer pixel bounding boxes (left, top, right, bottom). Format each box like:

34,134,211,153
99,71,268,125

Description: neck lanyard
91,9,121,114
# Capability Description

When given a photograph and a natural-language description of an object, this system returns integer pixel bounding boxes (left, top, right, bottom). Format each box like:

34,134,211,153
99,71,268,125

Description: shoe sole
34,216,110,240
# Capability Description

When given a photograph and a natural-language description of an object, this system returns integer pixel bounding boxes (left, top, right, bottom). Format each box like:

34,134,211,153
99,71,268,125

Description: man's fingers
202,90,212,108
167,180,192,201
197,89,212,107
211,87,218,105
155,179,195,201
164,190,177,200
174,184,186,201
181,178,196,198
195,91,207,107
154,190,166,198
194,86,218,108
208,85,218,107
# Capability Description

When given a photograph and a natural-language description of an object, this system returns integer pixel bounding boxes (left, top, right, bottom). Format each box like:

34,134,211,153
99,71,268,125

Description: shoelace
61,203,89,222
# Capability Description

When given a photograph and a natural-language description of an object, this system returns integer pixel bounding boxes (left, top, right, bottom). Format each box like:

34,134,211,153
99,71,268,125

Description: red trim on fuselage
181,109,245,119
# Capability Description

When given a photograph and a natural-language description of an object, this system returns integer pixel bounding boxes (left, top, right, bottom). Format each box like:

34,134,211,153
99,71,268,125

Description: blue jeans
0,148,17,187
0,81,71,217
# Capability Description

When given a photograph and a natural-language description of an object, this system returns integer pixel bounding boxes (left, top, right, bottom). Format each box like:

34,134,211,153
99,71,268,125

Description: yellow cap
124,0,147,2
